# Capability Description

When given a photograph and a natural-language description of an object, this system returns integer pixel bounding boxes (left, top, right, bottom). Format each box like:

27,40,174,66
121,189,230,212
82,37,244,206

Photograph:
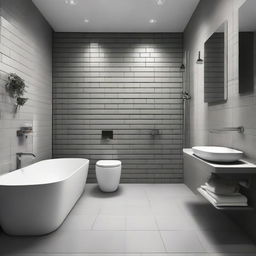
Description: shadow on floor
184,201,255,246
88,184,124,198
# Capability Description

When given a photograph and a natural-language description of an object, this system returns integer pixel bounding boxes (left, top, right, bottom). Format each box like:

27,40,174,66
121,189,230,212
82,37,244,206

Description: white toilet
96,160,122,192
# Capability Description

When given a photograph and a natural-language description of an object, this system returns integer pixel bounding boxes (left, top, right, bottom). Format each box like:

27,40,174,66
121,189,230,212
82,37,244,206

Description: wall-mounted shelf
184,148,256,211
197,188,254,211
183,148,256,174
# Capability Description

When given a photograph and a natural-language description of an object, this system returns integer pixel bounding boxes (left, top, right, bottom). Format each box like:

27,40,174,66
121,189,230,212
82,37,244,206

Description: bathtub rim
0,158,89,187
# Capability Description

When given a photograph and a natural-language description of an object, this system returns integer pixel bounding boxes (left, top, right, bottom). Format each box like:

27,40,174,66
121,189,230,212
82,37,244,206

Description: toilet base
96,164,121,193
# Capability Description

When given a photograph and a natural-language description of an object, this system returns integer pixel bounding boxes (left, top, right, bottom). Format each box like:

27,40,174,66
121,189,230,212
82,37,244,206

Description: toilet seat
96,160,121,168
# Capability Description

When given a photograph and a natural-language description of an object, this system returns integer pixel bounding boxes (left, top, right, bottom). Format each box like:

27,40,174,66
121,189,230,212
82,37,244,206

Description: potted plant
5,73,28,110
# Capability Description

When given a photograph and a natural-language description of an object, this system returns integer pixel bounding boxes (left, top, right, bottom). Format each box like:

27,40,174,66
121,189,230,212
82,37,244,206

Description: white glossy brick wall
0,0,52,174
184,0,256,241
184,0,256,160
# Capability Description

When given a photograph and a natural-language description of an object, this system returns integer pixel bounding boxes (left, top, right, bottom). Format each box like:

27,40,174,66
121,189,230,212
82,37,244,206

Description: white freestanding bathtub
0,158,89,236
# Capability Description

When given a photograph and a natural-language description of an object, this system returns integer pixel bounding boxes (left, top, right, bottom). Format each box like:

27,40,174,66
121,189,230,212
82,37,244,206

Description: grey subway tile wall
53,33,184,183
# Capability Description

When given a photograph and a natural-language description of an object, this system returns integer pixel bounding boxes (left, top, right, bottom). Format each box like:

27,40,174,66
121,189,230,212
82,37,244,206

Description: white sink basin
192,146,243,163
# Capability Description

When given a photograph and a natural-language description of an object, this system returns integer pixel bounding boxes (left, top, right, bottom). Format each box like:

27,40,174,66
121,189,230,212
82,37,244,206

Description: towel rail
209,126,244,133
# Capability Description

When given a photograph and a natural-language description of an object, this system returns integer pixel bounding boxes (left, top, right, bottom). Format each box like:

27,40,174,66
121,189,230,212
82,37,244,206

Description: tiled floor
0,184,256,256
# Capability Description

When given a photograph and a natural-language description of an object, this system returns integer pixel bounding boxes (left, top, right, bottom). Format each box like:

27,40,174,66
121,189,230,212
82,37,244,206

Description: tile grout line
90,202,102,231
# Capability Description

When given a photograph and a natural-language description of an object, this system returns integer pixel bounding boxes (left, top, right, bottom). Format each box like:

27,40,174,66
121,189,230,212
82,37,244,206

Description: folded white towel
201,185,247,204
199,187,248,207
205,175,239,195
203,185,241,197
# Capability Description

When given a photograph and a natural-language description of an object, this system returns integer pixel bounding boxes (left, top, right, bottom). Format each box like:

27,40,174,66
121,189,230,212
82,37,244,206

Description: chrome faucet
16,152,36,169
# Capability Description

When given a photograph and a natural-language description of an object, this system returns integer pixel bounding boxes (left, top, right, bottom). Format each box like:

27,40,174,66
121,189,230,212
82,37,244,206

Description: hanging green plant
16,97,28,106
5,73,28,109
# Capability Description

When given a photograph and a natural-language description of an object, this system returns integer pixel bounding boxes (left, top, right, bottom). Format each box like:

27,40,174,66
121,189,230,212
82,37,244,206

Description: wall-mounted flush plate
102,130,113,140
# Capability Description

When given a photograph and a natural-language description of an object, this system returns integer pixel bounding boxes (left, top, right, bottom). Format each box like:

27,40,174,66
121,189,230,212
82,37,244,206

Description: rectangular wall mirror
204,21,228,103
239,0,255,94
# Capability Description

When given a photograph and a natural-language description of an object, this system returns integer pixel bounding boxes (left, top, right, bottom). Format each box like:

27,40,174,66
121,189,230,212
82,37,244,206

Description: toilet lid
96,160,121,168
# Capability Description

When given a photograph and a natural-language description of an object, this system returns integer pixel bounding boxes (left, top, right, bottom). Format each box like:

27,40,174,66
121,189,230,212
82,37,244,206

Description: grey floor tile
177,198,239,231
155,214,194,230
125,231,165,253
150,202,182,216
0,184,255,256
55,230,127,253
197,229,256,253
145,184,195,200
71,197,101,215
177,196,214,216
93,215,126,230
126,216,158,230
160,230,206,253
0,230,126,254
59,214,96,231
100,204,152,216
186,213,239,231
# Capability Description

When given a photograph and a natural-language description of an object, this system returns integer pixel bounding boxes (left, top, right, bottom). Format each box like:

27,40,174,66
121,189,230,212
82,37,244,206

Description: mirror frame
238,0,255,94
204,21,228,104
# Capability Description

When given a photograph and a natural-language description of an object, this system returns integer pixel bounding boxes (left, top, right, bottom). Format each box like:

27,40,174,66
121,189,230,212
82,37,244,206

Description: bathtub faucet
16,152,36,169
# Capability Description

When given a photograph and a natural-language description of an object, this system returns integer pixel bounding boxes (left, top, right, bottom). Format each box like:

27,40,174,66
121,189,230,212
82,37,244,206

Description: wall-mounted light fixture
196,51,203,64
180,64,185,72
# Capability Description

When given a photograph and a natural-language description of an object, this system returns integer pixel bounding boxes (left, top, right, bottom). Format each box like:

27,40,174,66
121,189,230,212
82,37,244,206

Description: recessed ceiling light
84,19,89,23
155,0,165,6
149,19,157,24
65,0,78,6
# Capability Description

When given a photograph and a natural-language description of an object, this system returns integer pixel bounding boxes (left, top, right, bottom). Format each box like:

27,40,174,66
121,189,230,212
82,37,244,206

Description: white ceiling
32,0,199,32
